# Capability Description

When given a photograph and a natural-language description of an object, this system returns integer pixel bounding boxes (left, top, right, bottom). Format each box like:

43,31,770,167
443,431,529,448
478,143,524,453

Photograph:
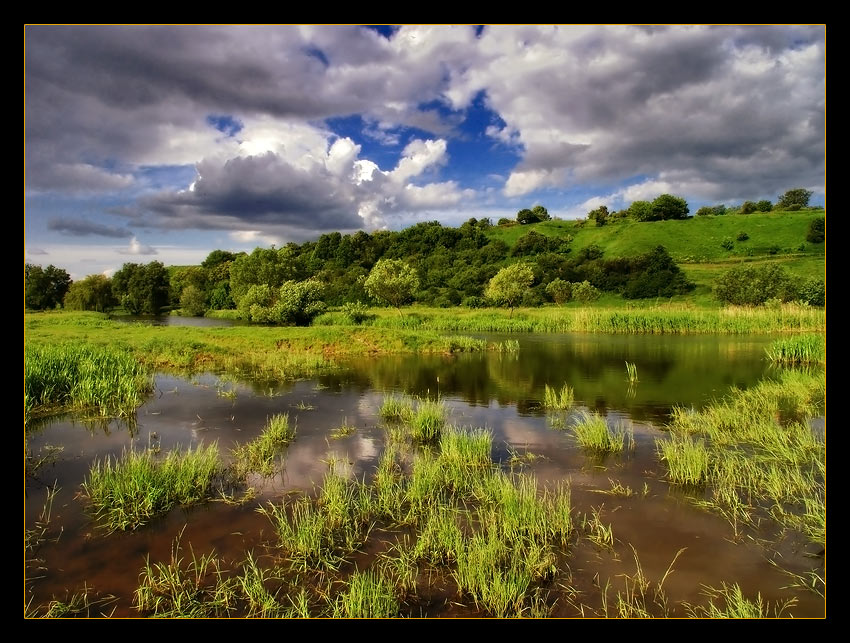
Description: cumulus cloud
119,237,158,255
48,217,132,238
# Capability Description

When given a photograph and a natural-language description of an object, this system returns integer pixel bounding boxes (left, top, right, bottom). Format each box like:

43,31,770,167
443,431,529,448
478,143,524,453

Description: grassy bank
317,303,824,334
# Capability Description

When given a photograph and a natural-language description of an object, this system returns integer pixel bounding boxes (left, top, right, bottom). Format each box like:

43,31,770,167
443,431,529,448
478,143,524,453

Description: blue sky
25,25,825,278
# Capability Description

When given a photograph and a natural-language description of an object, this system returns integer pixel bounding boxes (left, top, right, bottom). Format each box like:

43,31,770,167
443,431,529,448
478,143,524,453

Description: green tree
545,278,572,304
651,194,689,220
25,264,72,310
777,188,814,209
485,263,534,317
739,201,757,214
695,206,714,217
713,265,797,305
531,205,551,221
571,280,601,303
179,285,207,317
229,247,297,302
756,200,772,212
516,208,536,224
364,259,420,315
112,262,170,314
628,200,654,221
64,274,116,311
806,217,825,243
273,279,326,325
587,205,609,226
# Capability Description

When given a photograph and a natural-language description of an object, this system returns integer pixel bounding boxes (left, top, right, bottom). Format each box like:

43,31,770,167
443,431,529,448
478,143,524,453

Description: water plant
684,582,796,618
408,398,448,444
543,383,574,410
765,334,825,364
330,418,356,439
379,394,414,422
625,361,638,383
82,443,223,531
571,411,631,453
331,570,399,618
233,413,296,476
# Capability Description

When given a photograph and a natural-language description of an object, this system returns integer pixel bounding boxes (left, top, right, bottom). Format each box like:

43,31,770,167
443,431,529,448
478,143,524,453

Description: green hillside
486,209,825,264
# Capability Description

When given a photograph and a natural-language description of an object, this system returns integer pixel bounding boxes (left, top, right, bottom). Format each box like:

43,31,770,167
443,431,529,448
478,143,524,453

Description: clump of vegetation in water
379,394,448,444
233,413,296,476
24,343,152,422
82,443,223,531
543,383,574,410
571,411,632,453
765,334,825,364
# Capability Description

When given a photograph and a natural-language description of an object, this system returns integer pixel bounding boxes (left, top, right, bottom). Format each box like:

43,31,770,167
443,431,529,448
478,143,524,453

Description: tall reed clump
380,394,448,445
24,343,152,421
765,334,825,365
379,394,415,423
82,443,223,531
660,369,825,545
571,411,631,453
625,361,639,383
233,413,296,476
543,383,574,410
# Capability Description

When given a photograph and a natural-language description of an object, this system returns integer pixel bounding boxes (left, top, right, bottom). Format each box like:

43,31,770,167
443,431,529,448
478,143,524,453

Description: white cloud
120,237,158,255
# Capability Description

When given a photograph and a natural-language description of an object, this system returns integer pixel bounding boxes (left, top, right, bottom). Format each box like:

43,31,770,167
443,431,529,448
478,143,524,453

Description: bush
179,285,207,317
756,200,772,212
739,201,757,214
497,217,515,226
651,194,690,220
696,206,714,217
720,239,734,251
572,280,601,303
545,278,572,304
237,280,326,325
341,301,373,324
806,217,825,243
797,278,825,306
736,232,749,242
713,265,798,305
786,204,801,211
462,296,489,308
767,245,780,255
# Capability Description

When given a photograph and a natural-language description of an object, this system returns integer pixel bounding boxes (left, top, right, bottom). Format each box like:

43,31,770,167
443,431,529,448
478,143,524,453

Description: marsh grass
332,570,399,618
233,413,296,476
625,361,638,384
24,343,152,421
684,582,796,618
379,394,415,422
605,547,685,618
33,585,117,618
660,370,825,545
581,506,614,550
408,398,448,444
83,443,223,531
543,383,574,410
571,412,631,453
330,418,356,439
765,334,825,364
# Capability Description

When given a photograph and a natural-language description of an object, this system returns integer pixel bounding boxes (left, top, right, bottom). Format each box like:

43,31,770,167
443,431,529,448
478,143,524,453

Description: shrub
463,296,489,308
736,232,749,242
767,245,780,255
720,239,734,251
696,206,713,217
713,265,798,305
806,217,825,243
786,204,801,211
756,200,772,212
545,278,572,304
571,280,601,303
797,278,825,306
740,201,757,214
341,301,373,324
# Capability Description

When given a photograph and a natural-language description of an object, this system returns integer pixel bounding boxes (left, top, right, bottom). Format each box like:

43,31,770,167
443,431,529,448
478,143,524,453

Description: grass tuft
543,383,574,410
571,411,631,453
233,413,296,476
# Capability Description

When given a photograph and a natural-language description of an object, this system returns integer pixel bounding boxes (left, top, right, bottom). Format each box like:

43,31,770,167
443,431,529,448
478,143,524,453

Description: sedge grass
656,433,710,486
625,361,639,384
233,413,296,476
332,570,399,619
82,443,223,532
543,383,574,410
379,394,415,422
571,411,631,453
765,334,825,365
684,582,796,618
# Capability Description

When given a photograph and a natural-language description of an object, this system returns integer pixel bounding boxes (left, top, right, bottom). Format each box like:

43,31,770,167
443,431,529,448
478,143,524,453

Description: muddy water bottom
24,333,825,618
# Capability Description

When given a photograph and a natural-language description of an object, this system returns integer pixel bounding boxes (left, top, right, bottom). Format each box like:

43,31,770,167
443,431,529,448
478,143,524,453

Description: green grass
625,361,638,383
82,443,223,531
661,369,825,544
330,418,357,439
233,413,296,476
332,570,399,618
571,411,631,453
765,334,825,364
24,342,152,422
684,583,796,618
543,383,574,410
379,394,415,422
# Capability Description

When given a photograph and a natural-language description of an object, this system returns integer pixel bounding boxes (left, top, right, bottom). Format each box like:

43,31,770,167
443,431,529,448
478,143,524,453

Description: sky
25,24,825,279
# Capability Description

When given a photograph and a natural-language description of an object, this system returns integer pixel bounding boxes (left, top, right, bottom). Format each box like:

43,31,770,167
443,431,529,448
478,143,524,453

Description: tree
571,280,601,302
516,205,550,225
112,261,170,314
229,247,297,302
364,259,420,315
274,279,326,325
651,194,689,220
587,205,609,226
713,265,797,305
25,264,72,310
739,201,757,214
485,263,534,317
806,217,825,243
64,274,116,311
695,206,713,217
531,205,551,221
777,188,813,209
545,278,572,304
756,200,772,212
179,285,207,317
628,201,654,222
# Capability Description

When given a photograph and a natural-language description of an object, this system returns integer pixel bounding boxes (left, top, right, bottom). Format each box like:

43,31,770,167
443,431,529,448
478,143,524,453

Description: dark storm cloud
48,217,133,238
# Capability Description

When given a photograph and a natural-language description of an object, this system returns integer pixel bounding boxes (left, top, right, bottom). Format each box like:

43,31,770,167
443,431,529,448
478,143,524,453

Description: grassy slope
486,210,825,305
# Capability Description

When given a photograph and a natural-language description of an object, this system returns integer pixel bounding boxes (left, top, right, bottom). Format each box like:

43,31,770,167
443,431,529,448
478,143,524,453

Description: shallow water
24,332,825,618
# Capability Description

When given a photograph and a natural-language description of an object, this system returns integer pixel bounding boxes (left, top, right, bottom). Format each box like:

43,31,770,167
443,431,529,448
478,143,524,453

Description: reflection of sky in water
25,333,825,617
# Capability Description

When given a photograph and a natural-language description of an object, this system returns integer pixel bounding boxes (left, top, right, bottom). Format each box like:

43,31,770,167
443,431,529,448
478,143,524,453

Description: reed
408,398,448,444
656,433,710,486
765,334,825,364
571,411,631,453
82,443,222,531
233,413,296,476
543,383,574,410
684,582,796,618
625,361,638,384
379,394,415,422
332,570,399,618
